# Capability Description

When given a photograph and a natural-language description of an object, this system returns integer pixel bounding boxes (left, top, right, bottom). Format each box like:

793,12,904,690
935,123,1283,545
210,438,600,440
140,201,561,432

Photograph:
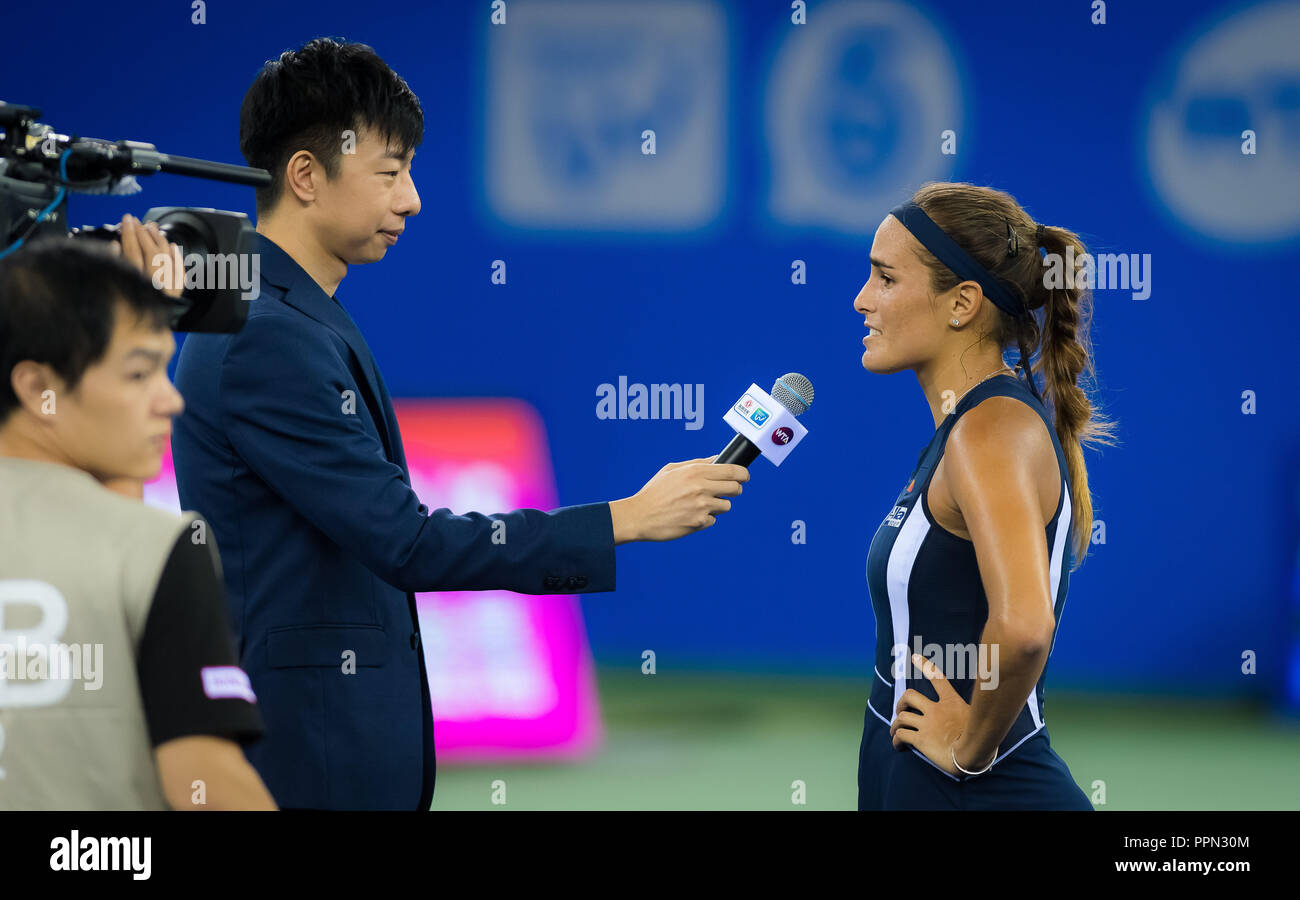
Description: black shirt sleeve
137,522,265,747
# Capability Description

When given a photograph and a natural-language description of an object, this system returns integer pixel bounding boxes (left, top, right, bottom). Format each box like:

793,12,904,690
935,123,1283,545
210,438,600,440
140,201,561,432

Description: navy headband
887,200,1044,402
888,201,1030,322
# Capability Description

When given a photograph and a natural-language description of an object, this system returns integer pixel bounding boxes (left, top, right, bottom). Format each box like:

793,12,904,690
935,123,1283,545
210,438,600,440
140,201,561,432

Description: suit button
410,632,421,650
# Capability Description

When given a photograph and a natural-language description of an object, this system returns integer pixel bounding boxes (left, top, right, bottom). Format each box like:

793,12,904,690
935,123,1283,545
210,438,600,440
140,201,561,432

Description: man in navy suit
171,38,748,810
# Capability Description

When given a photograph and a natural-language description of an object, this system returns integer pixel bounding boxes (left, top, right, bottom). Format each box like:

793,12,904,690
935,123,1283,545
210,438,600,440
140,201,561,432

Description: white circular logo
1145,1,1300,244
765,0,962,235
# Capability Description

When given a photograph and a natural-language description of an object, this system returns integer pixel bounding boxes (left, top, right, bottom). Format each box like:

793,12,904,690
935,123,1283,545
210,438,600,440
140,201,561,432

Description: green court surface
429,668,1300,810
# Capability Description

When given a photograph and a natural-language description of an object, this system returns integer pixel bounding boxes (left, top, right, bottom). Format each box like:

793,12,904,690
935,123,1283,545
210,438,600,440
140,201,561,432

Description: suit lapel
254,233,407,476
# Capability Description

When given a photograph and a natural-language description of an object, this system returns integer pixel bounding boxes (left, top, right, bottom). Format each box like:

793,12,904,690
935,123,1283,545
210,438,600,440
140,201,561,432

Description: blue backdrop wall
3,0,1297,698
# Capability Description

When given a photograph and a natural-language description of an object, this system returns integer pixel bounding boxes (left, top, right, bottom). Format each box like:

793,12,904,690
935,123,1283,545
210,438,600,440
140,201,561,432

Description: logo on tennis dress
884,505,908,528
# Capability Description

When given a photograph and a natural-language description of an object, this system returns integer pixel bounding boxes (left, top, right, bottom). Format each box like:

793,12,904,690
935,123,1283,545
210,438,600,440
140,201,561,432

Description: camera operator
0,237,275,810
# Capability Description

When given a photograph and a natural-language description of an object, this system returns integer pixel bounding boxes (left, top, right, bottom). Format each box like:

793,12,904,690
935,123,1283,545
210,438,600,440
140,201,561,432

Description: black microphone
715,373,814,467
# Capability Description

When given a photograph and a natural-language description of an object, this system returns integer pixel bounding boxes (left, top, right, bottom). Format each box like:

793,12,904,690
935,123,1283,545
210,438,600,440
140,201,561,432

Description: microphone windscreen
771,373,814,416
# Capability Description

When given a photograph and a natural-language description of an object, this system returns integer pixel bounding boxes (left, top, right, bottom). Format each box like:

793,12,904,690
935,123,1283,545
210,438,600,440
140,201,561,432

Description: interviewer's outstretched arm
221,313,747,594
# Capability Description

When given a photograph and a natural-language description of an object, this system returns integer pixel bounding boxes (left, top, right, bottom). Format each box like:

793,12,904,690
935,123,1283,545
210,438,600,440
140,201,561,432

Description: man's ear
9,360,64,420
283,150,323,205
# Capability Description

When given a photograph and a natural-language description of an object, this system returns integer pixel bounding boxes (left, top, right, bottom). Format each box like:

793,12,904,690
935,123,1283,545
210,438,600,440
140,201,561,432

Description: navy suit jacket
172,233,616,809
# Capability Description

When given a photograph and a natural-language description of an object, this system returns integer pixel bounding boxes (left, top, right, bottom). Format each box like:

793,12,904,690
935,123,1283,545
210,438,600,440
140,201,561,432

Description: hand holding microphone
608,372,814,545
610,456,749,543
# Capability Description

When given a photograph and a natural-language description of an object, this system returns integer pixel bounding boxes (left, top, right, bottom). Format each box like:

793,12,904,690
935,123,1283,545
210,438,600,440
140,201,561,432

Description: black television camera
0,100,270,333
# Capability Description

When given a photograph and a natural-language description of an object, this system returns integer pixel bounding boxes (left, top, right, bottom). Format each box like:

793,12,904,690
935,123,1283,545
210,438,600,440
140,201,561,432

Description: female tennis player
853,182,1116,810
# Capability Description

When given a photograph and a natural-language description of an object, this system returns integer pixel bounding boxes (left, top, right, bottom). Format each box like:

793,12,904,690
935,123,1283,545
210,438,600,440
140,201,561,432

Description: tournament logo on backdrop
483,0,727,231
764,0,962,236
1145,1,1300,245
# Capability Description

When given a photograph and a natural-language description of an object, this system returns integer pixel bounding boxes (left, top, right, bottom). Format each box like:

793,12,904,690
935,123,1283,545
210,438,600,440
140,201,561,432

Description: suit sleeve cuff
544,501,617,593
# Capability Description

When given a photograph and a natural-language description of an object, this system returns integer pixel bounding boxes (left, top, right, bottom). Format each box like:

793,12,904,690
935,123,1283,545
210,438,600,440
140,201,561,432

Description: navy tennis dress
857,373,1093,810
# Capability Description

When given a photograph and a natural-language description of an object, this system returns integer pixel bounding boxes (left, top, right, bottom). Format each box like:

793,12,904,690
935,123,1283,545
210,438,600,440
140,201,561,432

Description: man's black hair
0,238,174,422
240,37,425,217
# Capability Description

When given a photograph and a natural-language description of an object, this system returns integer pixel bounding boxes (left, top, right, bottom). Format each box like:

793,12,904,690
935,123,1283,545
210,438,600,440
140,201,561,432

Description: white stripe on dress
886,504,930,720
1028,479,1072,730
